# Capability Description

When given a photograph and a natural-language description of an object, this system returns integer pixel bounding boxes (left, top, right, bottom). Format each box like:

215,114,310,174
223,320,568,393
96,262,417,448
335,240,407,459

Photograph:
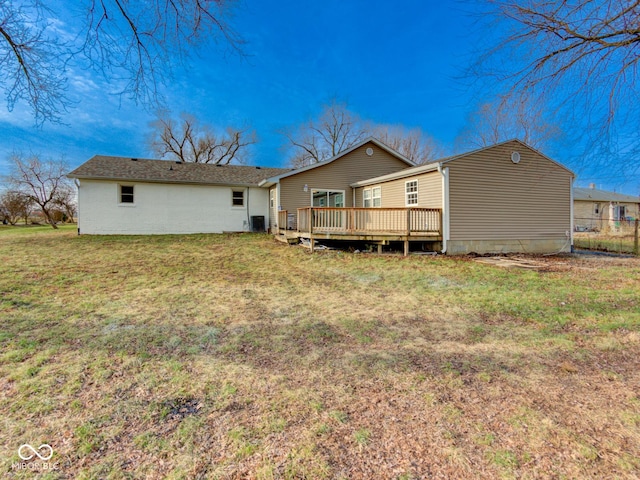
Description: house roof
350,161,439,187
351,139,574,187
573,187,640,203
259,137,415,187
67,155,291,187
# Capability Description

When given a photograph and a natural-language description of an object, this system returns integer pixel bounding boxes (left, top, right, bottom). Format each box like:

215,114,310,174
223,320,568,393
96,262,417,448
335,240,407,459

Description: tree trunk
41,208,58,229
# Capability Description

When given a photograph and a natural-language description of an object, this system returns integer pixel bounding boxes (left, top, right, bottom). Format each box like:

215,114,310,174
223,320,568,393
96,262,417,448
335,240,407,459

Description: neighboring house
69,138,575,255
573,186,640,232
67,156,288,235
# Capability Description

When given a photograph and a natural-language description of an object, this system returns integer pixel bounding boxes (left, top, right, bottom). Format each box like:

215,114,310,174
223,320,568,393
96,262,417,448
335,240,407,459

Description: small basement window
232,190,245,207
120,185,134,204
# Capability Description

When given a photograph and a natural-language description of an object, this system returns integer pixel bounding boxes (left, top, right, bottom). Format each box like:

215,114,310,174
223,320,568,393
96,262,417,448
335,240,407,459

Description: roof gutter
437,163,449,255
65,176,260,188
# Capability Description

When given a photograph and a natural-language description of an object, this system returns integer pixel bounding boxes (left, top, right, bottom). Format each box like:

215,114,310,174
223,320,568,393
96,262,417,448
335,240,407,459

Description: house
268,138,574,255
573,186,640,232
67,156,289,235
258,138,415,232
69,138,575,255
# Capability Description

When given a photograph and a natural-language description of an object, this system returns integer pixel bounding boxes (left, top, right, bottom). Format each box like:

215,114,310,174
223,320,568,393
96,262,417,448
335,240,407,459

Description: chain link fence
574,217,639,254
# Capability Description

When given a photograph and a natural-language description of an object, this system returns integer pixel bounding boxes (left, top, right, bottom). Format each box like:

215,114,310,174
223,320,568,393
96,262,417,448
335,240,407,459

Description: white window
363,189,372,207
372,186,381,207
119,185,134,204
405,180,418,206
232,190,245,207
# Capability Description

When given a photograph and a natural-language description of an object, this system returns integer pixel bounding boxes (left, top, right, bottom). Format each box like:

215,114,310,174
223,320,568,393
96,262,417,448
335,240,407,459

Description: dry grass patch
1,226,639,478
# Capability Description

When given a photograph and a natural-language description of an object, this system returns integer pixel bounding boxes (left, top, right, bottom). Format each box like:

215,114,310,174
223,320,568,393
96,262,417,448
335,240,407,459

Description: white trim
118,184,135,206
405,180,418,206
363,188,372,207
372,186,381,207
231,188,246,208
277,184,281,212
362,187,382,208
351,163,439,187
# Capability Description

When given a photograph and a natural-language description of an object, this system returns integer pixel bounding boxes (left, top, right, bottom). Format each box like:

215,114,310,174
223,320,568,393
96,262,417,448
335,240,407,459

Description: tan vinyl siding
354,170,442,208
448,141,572,241
574,199,640,232
279,142,409,213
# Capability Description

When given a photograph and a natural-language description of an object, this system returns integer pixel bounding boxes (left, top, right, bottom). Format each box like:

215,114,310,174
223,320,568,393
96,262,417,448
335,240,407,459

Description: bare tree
0,2,71,124
472,1,640,165
52,184,77,222
284,101,367,168
283,101,446,167
5,153,71,228
0,0,243,125
0,190,32,225
456,94,561,150
371,125,445,164
150,112,255,164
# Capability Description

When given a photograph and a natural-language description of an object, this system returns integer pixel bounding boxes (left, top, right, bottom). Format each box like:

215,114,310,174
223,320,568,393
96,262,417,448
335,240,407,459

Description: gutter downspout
437,164,449,254
246,187,251,232
73,179,80,235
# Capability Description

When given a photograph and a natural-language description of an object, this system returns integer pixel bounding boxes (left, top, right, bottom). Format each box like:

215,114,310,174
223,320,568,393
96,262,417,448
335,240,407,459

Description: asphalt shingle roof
574,187,639,203
67,155,291,187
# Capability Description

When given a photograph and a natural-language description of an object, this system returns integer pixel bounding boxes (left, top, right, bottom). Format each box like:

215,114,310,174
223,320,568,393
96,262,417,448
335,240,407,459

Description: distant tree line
1,154,76,228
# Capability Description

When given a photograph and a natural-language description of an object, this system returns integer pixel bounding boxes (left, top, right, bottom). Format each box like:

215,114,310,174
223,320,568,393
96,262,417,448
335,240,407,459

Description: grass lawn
1,226,640,479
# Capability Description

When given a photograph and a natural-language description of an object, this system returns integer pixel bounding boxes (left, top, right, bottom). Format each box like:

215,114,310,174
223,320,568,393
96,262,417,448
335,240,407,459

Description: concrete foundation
446,238,571,255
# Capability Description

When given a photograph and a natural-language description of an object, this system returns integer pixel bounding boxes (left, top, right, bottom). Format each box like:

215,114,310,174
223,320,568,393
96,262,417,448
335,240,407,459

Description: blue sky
1,0,638,195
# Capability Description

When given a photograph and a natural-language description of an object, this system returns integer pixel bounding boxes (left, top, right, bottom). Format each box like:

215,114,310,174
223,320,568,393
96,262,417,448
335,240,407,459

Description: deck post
378,244,382,254
310,236,315,254
403,238,409,257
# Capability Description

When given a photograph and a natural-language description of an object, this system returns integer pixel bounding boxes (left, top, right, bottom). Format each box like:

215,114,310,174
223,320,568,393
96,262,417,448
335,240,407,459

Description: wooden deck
276,207,442,255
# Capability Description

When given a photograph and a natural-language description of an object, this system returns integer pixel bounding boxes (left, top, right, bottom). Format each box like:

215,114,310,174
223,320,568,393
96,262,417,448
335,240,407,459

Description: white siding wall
77,180,270,234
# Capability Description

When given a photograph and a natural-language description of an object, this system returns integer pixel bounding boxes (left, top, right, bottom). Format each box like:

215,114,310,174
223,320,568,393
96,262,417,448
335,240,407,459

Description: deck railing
296,207,441,236
277,210,289,233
